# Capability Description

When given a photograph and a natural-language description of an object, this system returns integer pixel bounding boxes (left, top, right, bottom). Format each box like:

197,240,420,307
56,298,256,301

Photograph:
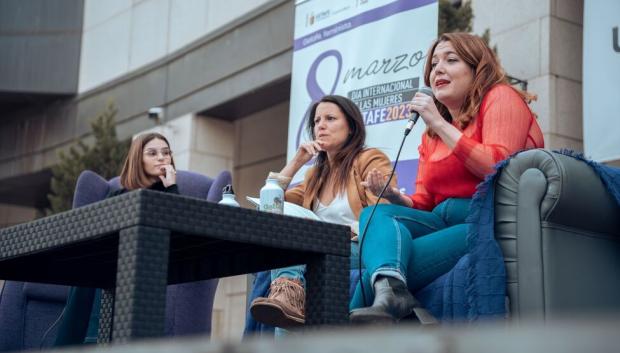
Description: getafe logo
306,9,330,27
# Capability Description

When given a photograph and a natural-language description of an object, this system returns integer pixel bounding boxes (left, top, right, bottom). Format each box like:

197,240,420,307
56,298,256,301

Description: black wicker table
0,190,350,343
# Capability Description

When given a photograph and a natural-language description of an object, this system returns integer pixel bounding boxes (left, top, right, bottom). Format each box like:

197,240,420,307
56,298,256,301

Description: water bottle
259,177,284,214
218,184,240,207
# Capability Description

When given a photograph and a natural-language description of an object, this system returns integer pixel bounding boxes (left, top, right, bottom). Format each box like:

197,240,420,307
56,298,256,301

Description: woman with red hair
350,32,544,324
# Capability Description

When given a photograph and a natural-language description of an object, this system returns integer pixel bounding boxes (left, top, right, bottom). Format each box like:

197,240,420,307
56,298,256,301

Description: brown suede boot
250,278,305,328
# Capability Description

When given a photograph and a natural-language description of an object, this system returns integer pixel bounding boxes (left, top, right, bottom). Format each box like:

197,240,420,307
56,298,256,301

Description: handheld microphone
404,86,434,135
358,86,434,307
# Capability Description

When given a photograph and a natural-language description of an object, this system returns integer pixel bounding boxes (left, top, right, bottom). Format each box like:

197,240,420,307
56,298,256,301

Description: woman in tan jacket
250,95,395,329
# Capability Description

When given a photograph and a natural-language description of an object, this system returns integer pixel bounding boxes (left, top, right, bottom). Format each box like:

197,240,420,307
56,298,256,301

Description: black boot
349,276,415,324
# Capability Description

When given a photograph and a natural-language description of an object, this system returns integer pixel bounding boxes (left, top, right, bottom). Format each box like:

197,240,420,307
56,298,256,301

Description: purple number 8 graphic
295,50,343,150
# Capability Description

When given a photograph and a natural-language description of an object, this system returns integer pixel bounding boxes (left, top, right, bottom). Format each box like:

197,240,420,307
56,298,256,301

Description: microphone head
405,86,435,135
408,86,434,116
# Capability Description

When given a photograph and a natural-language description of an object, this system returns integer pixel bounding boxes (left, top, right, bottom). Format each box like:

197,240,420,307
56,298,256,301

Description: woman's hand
159,164,177,187
293,140,324,165
411,91,463,150
361,168,399,198
410,91,444,130
280,140,325,179
350,222,359,241
361,168,413,207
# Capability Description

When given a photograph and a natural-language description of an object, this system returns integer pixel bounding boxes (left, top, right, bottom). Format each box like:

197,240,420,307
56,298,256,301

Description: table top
0,189,350,288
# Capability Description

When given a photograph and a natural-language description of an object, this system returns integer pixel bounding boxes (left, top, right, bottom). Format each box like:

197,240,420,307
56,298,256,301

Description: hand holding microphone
357,89,437,306
405,86,435,135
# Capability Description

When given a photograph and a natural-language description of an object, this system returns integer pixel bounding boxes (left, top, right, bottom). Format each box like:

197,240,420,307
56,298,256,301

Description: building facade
0,0,602,341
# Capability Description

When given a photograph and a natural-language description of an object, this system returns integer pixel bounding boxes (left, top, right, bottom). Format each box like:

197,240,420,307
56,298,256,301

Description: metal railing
507,75,528,91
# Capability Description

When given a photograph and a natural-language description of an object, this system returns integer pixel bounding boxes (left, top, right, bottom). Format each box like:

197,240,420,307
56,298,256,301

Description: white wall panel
168,0,208,52
79,0,273,93
79,10,131,91
492,19,542,79
83,0,132,30
129,0,170,70
472,0,549,35
583,0,620,161
206,0,269,33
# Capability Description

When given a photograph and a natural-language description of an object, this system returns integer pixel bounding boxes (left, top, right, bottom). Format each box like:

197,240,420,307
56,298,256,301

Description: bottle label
260,184,284,214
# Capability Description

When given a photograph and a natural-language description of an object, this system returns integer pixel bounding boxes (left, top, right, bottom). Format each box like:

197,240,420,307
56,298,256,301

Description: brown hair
423,32,535,135
304,95,366,202
119,132,175,190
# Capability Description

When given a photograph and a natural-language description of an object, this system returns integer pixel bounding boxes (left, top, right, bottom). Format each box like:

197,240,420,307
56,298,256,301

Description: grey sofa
494,149,620,321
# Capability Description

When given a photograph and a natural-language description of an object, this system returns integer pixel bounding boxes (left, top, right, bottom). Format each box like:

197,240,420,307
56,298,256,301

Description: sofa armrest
497,149,620,236
494,149,620,320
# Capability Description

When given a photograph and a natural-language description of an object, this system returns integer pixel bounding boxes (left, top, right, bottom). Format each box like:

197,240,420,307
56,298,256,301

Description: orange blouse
410,84,544,211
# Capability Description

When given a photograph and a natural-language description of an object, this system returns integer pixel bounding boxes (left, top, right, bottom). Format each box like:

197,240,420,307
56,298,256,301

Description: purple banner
394,158,418,195
294,0,436,51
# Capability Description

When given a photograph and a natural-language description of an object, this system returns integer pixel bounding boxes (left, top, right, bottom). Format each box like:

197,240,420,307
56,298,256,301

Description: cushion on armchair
0,282,69,351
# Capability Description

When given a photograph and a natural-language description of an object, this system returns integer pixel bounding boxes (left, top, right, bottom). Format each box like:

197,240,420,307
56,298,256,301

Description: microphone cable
357,121,414,307
39,306,66,349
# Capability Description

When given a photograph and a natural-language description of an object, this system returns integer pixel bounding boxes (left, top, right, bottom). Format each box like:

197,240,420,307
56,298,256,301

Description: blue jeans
271,241,360,336
271,241,361,284
350,198,470,310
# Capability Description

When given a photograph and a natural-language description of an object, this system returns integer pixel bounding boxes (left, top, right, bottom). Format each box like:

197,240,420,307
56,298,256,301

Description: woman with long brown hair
113,132,177,194
55,132,178,346
249,95,395,329
349,32,544,324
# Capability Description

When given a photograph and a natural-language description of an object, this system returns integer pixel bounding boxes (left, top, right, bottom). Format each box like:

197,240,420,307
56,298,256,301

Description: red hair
423,32,535,135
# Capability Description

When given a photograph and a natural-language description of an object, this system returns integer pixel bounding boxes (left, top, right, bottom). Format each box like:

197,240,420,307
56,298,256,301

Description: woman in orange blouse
349,32,544,324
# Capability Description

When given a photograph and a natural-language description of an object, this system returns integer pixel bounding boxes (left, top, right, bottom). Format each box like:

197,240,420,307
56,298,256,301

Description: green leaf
439,0,473,35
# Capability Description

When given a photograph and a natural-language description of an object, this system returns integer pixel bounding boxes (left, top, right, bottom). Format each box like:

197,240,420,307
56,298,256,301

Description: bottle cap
222,184,235,195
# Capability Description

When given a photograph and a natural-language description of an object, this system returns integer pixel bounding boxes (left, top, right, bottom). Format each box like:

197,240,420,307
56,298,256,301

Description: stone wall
472,0,584,151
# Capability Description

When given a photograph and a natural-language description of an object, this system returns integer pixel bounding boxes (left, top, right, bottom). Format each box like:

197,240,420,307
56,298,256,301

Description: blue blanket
244,150,620,334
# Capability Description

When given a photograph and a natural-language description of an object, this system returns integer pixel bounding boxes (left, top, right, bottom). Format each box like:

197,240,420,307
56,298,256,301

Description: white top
313,192,357,229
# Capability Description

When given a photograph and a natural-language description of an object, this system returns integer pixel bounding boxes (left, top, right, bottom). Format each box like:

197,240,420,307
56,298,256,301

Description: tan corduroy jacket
269,148,396,220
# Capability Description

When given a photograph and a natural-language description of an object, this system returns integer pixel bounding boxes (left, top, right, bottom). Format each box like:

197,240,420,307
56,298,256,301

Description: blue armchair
0,169,231,350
